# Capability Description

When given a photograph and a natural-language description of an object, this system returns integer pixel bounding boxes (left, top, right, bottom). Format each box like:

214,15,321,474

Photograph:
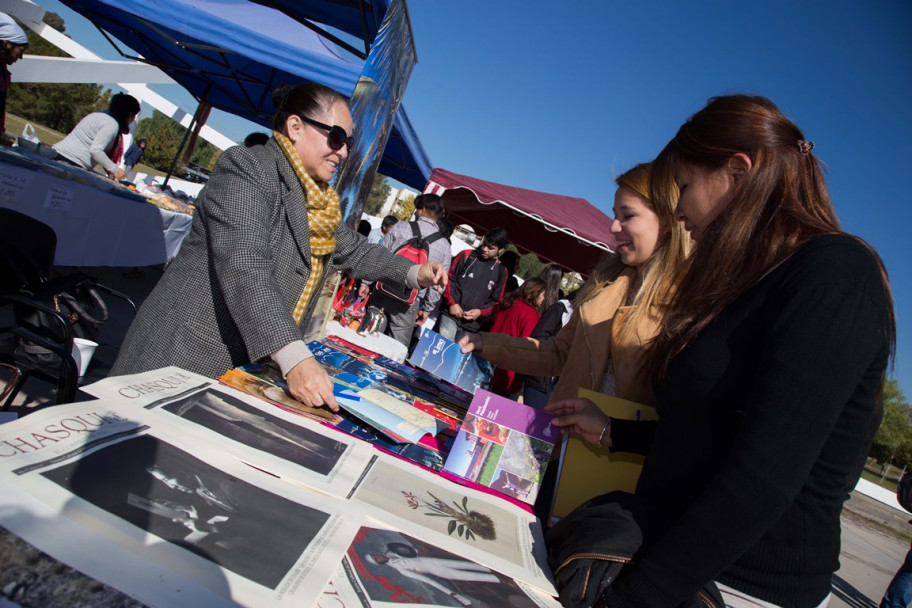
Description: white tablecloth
0,158,193,267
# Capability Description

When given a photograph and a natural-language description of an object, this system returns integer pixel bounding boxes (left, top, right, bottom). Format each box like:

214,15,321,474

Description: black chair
0,208,136,412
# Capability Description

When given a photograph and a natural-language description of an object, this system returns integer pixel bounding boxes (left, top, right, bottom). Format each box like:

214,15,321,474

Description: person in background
123,137,147,174
357,219,372,237
53,92,141,180
487,278,545,398
112,83,446,411
0,12,27,144
243,131,270,147
498,250,521,294
368,193,450,347
437,227,509,343
520,288,578,408
537,263,563,314
551,95,894,607
411,214,455,348
368,214,398,245
881,470,912,608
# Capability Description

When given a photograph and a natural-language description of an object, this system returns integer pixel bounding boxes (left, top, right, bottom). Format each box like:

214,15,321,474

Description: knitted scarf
274,131,341,324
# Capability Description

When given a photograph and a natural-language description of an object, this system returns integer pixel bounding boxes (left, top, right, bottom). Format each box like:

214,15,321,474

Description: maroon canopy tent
424,168,616,275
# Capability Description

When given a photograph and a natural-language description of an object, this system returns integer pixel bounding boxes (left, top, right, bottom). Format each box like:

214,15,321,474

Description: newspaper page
82,367,375,498
0,400,367,607
319,524,562,608
348,453,556,595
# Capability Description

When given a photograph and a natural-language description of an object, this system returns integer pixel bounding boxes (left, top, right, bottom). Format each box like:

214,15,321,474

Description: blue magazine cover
408,329,494,395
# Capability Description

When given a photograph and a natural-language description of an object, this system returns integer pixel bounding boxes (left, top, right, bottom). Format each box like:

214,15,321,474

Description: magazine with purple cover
442,389,557,504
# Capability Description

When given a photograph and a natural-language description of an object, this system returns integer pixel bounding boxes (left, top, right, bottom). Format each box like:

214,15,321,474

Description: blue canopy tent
251,0,390,59
57,0,431,189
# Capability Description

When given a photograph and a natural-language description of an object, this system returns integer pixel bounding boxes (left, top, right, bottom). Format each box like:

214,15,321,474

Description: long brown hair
575,162,689,343
501,278,546,314
643,94,895,381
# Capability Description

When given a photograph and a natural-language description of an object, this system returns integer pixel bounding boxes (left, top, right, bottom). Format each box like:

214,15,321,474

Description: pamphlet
409,329,494,395
442,389,557,505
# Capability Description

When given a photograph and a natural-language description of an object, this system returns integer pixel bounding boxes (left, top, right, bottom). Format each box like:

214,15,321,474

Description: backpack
375,221,444,305
897,471,912,513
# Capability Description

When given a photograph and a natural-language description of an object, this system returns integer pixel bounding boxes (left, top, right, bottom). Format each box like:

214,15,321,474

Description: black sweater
606,235,891,607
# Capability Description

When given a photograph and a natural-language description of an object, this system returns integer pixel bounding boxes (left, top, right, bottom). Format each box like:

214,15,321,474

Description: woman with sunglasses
113,83,446,411
562,95,894,607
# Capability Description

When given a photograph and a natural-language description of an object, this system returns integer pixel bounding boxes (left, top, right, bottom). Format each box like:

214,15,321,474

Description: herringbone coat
112,140,412,378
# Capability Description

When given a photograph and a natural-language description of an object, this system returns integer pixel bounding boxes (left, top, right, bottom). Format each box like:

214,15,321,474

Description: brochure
334,386,445,445
442,389,557,505
408,329,494,395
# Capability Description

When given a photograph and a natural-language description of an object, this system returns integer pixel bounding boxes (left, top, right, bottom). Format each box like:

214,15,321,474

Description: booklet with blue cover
408,329,494,395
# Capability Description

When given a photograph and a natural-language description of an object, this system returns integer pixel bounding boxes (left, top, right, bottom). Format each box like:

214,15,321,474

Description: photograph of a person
41,434,331,589
345,527,540,607
161,387,348,475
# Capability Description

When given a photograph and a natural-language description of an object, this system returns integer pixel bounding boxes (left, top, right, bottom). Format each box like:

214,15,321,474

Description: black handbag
546,491,724,608
14,276,109,371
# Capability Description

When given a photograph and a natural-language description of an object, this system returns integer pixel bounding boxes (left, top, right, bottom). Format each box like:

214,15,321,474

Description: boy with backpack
369,194,450,347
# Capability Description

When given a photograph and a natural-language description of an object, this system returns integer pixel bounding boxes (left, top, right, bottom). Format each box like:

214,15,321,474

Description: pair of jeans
881,545,912,608
436,314,466,343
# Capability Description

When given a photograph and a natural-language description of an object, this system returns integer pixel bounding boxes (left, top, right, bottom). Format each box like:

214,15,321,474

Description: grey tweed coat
112,140,413,378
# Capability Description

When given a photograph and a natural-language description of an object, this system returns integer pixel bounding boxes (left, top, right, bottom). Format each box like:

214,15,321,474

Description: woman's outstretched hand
458,333,483,354
545,398,612,448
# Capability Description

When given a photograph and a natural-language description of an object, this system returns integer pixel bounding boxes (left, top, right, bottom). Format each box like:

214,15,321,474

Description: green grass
477,443,504,486
5,113,165,177
861,469,899,493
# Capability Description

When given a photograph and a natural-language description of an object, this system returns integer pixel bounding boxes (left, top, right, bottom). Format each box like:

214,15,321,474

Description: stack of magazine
0,367,560,607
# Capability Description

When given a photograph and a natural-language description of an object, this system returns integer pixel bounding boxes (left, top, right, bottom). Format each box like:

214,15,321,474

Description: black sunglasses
298,115,354,152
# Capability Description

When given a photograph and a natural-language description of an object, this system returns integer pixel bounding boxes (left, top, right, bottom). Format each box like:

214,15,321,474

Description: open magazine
442,389,557,505
0,367,558,607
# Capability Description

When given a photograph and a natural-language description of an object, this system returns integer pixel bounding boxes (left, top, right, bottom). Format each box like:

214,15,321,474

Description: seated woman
460,162,689,408
53,92,141,181
550,95,895,607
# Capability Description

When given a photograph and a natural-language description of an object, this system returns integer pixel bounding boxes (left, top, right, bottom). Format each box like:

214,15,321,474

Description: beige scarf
274,131,342,324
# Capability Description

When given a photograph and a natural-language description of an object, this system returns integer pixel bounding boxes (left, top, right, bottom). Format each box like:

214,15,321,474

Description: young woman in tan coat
459,162,689,411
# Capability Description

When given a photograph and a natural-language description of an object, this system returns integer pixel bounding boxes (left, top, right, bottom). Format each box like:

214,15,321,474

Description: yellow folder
549,388,658,521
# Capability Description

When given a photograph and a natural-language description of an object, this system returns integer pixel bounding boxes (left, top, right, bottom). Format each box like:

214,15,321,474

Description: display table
0,153,193,267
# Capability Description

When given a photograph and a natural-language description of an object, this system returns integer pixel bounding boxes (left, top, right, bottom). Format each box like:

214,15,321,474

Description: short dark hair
357,219,372,237
436,215,454,240
137,138,148,146
415,193,444,219
482,227,508,249
381,215,398,230
243,132,270,147
498,250,520,272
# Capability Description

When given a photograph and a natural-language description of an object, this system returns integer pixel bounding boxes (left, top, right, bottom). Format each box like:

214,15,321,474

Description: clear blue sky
36,0,912,396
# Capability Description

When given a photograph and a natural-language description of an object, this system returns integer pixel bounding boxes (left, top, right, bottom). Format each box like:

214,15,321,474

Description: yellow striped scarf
274,131,342,324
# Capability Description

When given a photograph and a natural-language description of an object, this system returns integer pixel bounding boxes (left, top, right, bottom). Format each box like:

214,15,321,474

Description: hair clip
798,140,815,156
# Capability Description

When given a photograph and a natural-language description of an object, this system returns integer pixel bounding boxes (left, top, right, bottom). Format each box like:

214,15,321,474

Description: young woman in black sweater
550,95,894,607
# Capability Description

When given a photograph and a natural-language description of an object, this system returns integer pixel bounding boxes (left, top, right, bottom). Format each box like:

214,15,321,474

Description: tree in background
393,193,415,221
364,174,392,216
133,110,220,174
7,12,108,133
870,378,912,472
516,250,546,279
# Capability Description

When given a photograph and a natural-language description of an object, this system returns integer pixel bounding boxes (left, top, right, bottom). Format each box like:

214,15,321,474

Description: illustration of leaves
448,520,457,535
466,529,476,541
